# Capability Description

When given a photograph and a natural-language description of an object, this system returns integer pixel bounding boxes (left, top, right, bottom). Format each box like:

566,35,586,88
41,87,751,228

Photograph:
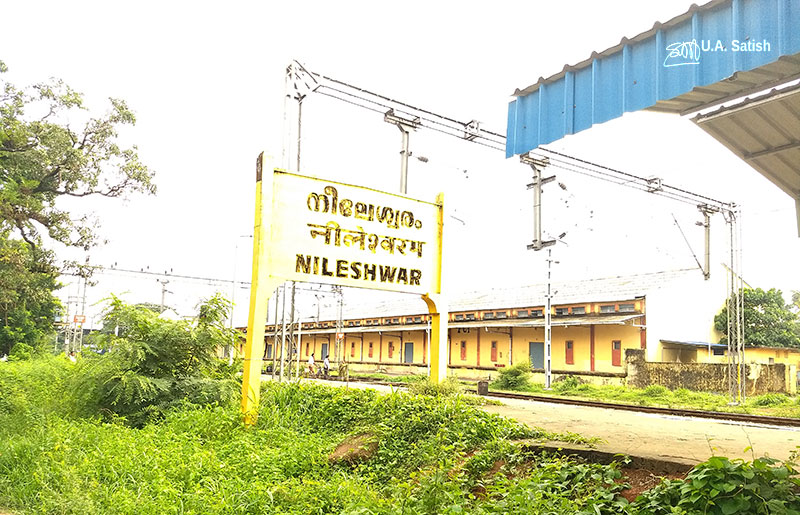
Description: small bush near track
491,360,534,391
407,376,463,396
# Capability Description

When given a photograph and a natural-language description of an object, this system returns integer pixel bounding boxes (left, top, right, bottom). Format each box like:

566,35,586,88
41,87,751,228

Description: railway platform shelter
505,0,800,234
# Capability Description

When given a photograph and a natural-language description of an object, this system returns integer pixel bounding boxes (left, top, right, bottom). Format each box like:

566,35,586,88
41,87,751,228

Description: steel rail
472,389,800,428
341,377,800,428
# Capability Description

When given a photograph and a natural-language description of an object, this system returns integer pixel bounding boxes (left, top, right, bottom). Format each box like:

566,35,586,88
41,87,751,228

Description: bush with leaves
631,456,800,514
72,294,239,426
407,376,463,396
491,360,534,391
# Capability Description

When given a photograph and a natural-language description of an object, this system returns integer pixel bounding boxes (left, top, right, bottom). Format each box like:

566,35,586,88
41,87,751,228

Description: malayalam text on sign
269,171,442,295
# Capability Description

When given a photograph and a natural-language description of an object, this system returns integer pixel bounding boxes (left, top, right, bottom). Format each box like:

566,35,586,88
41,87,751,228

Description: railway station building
251,269,800,384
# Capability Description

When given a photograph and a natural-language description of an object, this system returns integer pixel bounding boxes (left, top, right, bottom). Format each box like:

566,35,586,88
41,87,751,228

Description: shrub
553,375,587,394
749,393,790,407
407,376,462,396
643,384,670,397
491,360,533,391
70,294,240,426
631,456,800,514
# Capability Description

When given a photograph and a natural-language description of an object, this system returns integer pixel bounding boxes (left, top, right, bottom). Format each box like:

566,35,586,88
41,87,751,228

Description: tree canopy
0,236,60,357
0,59,155,356
1,60,155,251
714,288,800,348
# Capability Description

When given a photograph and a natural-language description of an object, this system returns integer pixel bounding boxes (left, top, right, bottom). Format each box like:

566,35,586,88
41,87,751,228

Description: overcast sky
2,0,798,326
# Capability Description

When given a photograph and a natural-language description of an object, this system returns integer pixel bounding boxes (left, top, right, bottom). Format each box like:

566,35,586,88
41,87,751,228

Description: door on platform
403,342,414,363
266,344,273,359
612,340,622,367
321,342,329,359
490,341,498,362
529,342,544,369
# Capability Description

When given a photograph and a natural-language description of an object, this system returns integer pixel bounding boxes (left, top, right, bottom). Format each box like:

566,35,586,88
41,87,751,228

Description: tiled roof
319,268,697,322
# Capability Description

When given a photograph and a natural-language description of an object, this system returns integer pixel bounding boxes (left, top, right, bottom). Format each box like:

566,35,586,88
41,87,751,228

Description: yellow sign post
240,153,280,424
241,154,445,424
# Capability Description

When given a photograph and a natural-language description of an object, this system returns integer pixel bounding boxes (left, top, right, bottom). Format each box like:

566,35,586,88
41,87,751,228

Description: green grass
489,376,800,418
1,358,625,514
346,372,427,384
5,358,800,514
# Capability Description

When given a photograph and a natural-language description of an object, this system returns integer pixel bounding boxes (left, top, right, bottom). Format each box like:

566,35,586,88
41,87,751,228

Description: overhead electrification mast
280,59,745,402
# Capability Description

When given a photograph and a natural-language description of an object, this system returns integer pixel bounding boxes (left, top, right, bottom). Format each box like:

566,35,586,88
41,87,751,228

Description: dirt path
481,396,800,463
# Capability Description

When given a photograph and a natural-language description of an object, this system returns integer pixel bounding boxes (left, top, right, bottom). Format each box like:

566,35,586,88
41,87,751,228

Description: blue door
321,343,329,359
404,342,414,363
529,342,544,369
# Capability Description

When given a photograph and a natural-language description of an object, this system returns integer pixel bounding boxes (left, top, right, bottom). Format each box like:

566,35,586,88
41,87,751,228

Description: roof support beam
744,140,800,160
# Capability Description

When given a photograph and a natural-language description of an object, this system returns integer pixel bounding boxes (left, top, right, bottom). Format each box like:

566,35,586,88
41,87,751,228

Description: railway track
470,389,800,428
346,377,800,428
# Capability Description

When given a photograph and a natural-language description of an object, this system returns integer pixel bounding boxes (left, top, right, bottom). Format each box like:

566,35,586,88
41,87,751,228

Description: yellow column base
422,293,448,384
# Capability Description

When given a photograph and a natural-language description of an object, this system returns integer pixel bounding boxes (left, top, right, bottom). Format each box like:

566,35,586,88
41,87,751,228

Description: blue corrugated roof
506,0,800,157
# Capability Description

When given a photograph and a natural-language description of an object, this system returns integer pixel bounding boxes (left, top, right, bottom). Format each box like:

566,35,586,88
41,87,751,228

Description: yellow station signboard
240,154,447,425
270,171,442,295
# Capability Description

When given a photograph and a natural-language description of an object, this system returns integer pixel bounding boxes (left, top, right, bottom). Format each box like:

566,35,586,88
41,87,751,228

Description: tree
1,60,155,250
714,288,800,348
0,233,61,357
0,60,155,355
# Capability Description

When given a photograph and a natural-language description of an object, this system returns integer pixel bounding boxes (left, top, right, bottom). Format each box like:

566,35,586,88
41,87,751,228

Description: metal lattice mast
271,286,280,380
279,283,287,382
725,207,745,403
288,282,297,380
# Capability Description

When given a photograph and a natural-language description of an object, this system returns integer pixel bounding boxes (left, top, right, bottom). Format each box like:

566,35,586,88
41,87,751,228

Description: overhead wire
316,84,509,151
539,147,729,208
309,68,734,213
61,265,341,295
310,70,507,139
537,157,705,207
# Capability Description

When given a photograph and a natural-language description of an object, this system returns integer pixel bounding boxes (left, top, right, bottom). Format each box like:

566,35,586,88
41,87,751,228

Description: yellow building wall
306,335,331,359
593,325,641,372
510,327,543,365
343,336,364,361
398,330,426,365
510,326,615,372
694,346,800,368
362,335,379,362
745,347,800,367
684,345,726,364
551,326,593,371
449,328,479,366
480,330,513,367
290,323,643,373
381,334,402,364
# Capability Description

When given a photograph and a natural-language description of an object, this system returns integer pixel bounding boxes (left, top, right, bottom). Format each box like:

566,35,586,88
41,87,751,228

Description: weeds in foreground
4,359,800,514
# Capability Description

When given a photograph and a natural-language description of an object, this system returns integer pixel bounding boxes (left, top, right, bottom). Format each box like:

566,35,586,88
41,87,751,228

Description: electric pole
544,249,556,389
158,279,171,313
